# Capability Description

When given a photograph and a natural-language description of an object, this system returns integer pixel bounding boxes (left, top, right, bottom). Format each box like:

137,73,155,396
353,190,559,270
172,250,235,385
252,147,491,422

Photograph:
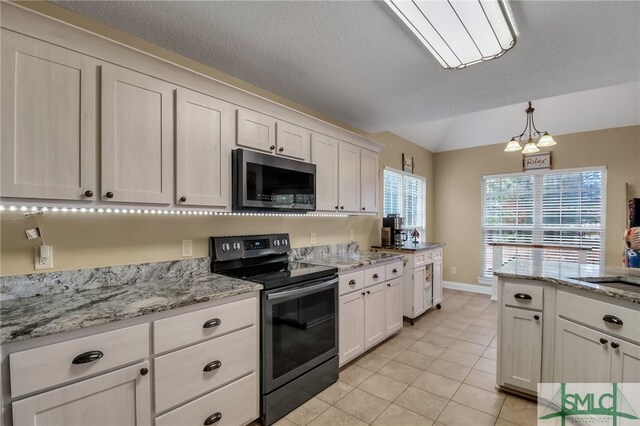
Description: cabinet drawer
385,261,403,280
365,266,386,287
557,291,640,344
414,253,426,267
433,249,442,260
339,270,365,295
154,297,257,353
156,372,258,426
154,326,257,412
10,323,149,398
503,282,543,311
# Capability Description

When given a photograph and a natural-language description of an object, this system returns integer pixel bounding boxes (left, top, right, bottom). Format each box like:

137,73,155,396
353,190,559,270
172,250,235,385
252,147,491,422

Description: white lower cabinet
611,338,640,383
554,318,612,383
12,361,151,426
338,262,403,366
500,307,542,392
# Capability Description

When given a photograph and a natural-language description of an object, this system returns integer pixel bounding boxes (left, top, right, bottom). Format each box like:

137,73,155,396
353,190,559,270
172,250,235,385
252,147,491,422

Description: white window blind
383,167,426,232
481,167,606,278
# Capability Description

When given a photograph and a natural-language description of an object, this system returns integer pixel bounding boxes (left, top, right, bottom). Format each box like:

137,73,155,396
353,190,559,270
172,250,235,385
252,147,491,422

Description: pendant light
504,101,556,153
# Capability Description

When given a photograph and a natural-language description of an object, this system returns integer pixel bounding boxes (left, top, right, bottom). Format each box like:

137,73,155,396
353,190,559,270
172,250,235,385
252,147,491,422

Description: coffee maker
382,214,407,247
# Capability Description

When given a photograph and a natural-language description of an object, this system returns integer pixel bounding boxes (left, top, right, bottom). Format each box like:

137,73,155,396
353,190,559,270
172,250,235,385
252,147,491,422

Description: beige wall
434,125,640,285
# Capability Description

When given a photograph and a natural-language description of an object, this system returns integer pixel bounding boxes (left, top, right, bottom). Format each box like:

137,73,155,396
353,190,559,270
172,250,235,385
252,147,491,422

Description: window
481,167,606,278
383,167,426,232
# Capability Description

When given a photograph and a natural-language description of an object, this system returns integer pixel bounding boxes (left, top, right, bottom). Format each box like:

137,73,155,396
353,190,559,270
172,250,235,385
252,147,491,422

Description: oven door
262,276,338,393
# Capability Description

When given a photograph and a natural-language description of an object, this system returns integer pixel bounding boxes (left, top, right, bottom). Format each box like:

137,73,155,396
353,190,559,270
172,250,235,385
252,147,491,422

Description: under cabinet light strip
0,205,349,218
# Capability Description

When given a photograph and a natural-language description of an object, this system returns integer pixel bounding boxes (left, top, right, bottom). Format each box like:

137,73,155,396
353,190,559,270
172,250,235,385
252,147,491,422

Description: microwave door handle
266,277,338,300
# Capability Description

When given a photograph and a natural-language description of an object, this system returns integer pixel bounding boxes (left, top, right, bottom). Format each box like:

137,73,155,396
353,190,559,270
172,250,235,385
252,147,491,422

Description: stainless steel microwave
232,149,316,212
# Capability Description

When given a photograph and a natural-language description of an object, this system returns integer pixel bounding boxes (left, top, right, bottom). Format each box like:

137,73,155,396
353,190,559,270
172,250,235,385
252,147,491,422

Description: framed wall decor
402,153,414,173
523,152,552,171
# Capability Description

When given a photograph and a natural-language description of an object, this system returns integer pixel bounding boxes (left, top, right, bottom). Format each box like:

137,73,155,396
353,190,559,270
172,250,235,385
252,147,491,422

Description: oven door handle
266,277,338,300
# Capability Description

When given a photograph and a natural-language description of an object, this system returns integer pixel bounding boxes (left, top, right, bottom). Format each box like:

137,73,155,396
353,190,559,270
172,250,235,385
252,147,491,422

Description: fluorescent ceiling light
384,0,517,69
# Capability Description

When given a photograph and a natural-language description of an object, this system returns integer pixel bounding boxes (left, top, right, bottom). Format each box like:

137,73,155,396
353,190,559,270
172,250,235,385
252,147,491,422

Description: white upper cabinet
101,64,174,204
276,121,310,161
236,108,277,154
360,148,378,214
176,89,233,208
311,133,339,211
338,141,361,213
1,31,97,201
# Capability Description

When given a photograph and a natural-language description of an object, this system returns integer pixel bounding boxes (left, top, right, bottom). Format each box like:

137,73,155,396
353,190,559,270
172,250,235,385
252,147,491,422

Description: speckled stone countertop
371,242,446,252
299,251,406,272
495,260,640,305
0,259,261,344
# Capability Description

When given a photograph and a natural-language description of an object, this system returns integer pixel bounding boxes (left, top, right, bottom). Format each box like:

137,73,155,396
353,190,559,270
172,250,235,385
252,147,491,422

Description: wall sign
523,152,552,171
402,153,414,173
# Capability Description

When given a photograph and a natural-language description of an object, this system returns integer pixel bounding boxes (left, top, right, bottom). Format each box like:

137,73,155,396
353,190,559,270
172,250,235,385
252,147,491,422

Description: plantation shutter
383,167,426,231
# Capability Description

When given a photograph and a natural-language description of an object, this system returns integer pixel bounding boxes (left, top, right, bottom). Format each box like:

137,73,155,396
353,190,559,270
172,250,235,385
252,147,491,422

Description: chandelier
504,101,556,153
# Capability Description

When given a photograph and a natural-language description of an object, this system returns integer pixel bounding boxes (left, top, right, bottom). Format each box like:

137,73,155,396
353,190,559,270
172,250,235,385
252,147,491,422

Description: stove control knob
281,238,288,246
221,243,230,252
232,242,241,251
273,240,280,247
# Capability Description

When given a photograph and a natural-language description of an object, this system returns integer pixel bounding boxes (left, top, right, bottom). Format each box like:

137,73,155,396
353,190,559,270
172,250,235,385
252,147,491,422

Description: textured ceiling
55,0,640,149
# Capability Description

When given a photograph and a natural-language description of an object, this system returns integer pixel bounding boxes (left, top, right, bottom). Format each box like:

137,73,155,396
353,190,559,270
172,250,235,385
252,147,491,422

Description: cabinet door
611,338,640,383
501,307,542,392
385,278,403,336
413,266,426,316
176,89,233,208
554,318,611,383
1,30,97,201
12,361,150,426
276,121,309,161
365,283,387,349
432,261,443,305
338,141,361,212
311,133,339,211
339,291,365,366
236,108,276,153
360,149,379,214
102,65,174,204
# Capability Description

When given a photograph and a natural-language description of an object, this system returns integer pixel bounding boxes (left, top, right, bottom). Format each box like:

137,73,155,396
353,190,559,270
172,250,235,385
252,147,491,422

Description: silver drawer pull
203,360,222,372
203,318,221,328
72,350,103,365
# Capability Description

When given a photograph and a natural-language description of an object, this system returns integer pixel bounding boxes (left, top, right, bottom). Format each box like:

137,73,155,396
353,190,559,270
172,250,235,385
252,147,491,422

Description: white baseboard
443,280,492,295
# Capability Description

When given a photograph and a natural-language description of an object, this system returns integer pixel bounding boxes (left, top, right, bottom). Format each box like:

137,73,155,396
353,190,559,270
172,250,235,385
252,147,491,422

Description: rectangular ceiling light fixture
384,0,517,69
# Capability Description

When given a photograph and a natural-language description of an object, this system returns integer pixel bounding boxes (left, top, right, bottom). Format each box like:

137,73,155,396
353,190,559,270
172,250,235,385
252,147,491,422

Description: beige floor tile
448,313,477,324
463,369,499,393
315,380,354,405
372,403,434,426
394,349,437,370
273,417,297,426
474,357,497,374
449,339,487,356
457,330,493,345
427,358,471,382
451,383,506,416
372,344,404,359
459,305,486,316
354,352,391,372
378,360,423,384
440,348,480,368
499,395,538,426
307,406,367,426
409,340,447,358
412,371,461,399
483,347,498,360
285,397,330,425
394,386,448,420
340,364,374,387
399,326,428,340
489,336,498,348
440,319,471,331
473,318,498,329
466,324,498,337
436,401,497,426
431,325,464,339
495,418,520,426
383,335,417,351
334,388,390,424
414,321,438,332
421,332,456,347
358,373,408,401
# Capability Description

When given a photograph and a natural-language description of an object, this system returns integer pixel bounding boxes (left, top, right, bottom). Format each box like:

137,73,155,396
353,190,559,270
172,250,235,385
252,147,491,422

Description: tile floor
274,289,538,426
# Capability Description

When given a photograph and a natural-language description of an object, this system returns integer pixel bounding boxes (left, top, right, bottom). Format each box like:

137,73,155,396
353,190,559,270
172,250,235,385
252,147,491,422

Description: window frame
383,166,427,234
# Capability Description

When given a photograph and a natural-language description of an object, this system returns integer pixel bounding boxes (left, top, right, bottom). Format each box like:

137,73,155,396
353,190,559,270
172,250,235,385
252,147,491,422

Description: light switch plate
310,233,316,244
349,230,354,241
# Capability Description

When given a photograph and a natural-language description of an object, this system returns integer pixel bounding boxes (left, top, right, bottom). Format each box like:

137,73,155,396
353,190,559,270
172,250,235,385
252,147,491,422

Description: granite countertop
300,251,406,272
495,260,640,304
371,242,446,252
0,260,261,344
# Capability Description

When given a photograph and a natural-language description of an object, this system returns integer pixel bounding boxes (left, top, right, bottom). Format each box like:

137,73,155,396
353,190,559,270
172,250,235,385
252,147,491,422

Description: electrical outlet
310,233,316,244
349,230,354,241
182,240,193,257
34,245,53,270
451,266,457,274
